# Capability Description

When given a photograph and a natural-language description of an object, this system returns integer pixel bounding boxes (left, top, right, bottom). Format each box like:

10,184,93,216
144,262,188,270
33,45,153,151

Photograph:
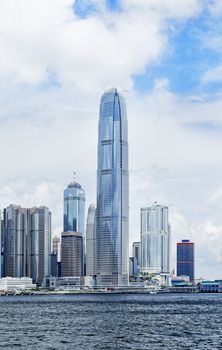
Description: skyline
0,0,222,279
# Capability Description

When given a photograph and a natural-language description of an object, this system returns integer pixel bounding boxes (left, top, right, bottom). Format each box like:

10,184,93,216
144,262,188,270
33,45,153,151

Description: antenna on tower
73,171,76,182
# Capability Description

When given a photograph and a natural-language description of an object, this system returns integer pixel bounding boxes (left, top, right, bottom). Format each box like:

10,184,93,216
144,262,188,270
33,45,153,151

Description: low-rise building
43,276,81,290
200,280,222,293
0,277,36,291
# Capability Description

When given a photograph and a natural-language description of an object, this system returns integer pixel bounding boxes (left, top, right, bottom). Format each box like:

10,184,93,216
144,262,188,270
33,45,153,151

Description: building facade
129,257,139,276
140,204,171,275
64,178,85,235
3,205,27,277
27,206,52,285
86,204,96,276
177,240,194,282
132,241,141,267
96,88,129,286
61,232,83,277
52,235,60,256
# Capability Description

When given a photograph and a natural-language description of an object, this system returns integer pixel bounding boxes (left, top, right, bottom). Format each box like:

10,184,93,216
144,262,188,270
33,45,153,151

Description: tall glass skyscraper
63,177,85,277
3,205,27,278
96,88,129,286
63,178,85,235
27,206,52,285
140,204,171,275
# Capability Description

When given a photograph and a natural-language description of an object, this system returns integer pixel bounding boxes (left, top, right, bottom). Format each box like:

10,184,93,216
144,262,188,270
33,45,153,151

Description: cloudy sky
0,0,222,279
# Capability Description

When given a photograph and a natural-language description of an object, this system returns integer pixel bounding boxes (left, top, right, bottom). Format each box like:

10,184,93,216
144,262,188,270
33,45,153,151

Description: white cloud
0,0,203,89
208,0,222,16
202,65,222,83
122,0,202,19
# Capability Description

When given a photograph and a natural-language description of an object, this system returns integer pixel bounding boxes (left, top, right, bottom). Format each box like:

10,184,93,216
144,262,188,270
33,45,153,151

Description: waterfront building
0,277,36,291
140,204,171,275
132,241,141,269
96,88,129,287
61,232,83,277
3,205,27,277
171,275,191,287
177,240,194,282
200,280,222,293
63,176,85,235
27,206,52,285
43,276,81,290
86,204,96,276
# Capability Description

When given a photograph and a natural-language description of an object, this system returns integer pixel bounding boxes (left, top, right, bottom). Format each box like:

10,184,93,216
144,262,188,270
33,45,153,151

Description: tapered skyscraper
96,88,129,286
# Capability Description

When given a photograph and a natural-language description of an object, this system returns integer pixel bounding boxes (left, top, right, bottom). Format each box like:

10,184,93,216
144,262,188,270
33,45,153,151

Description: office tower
129,257,139,276
63,176,85,235
61,232,83,277
52,235,60,255
63,176,85,276
51,235,60,278
177,240,194,282
96,88,129,286
50,253,57,277
27,206,52,285
140,204,171,275
86,204,96,276
3,205,27,277
132,241,141,267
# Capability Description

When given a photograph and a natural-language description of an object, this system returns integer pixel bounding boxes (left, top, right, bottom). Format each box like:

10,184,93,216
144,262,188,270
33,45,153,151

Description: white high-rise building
140,204,170,275
86,204,96,277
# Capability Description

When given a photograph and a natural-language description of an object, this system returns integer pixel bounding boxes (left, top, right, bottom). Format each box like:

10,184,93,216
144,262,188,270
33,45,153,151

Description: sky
0,0,222,279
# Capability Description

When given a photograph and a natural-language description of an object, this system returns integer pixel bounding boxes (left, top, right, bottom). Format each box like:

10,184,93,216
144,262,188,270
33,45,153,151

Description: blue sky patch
133,12,222,97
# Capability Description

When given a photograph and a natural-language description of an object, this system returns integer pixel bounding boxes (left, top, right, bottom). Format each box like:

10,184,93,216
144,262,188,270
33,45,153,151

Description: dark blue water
0,293,222,349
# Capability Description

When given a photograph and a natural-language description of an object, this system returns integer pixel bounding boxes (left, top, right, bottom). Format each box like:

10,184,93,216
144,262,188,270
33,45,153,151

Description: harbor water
0,293,222,349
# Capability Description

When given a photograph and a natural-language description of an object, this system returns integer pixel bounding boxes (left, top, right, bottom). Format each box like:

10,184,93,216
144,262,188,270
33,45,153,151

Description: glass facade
27,206,52,285
61,232,83,277
177,240,194,281
132,241,141,267
96,88,129,286
140,204,171,274
63,181,85,235
3,205,27,278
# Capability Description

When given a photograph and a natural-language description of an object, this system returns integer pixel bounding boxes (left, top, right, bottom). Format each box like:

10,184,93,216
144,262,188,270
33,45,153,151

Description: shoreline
0,288,221,296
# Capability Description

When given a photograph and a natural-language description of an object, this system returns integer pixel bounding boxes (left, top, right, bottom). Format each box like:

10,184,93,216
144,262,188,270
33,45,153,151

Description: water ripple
0,294,222,349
